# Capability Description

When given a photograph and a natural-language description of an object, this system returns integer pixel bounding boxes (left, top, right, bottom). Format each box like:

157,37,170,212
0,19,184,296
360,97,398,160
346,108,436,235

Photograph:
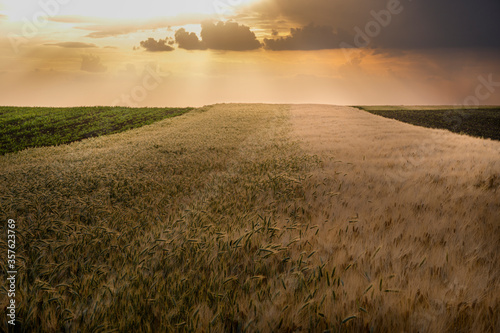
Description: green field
356,106,500,141
0,106,193,155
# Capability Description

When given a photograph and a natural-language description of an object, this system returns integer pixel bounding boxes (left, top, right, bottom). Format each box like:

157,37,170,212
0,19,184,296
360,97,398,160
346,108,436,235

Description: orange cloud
45,42,98,48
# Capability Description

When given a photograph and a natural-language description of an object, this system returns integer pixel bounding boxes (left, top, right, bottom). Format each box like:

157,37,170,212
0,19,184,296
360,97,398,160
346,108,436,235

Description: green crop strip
355,106,500,141
0,106,193,155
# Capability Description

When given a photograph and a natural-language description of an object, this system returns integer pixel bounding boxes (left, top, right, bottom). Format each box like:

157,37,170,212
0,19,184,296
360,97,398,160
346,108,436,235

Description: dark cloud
80,55,106,73
264,24,350,50
139,38,175,52
173,21,261,51
200,21,261,51
246,0,500,49
245,0,361,31
45,42,97,48
175,28,207,50
382,0,500,49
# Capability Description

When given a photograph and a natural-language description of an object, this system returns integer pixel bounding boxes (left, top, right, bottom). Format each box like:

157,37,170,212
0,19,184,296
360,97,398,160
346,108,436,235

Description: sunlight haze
1,0,499,106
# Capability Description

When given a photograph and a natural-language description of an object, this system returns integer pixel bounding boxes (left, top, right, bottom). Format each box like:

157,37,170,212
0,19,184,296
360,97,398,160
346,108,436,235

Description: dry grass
0,104,498,332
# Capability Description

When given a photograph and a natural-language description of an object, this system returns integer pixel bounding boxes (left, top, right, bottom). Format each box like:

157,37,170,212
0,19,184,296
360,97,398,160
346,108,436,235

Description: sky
0,0,499,107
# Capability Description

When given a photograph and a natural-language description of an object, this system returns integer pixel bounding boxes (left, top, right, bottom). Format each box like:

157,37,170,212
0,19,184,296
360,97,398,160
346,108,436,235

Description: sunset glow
0,0,499,107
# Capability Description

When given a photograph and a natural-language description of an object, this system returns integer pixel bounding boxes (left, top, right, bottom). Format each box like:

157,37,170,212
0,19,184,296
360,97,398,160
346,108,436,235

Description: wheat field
0,104,499,332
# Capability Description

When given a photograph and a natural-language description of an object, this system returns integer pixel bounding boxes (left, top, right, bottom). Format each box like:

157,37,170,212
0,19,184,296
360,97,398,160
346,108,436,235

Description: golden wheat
0,104,498,332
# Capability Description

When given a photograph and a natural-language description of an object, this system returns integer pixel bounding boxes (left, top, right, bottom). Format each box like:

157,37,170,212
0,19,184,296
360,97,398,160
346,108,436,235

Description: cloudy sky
1,0,499,106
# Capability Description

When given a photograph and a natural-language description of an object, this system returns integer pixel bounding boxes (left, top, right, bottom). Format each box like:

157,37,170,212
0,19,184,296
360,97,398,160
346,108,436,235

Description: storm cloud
264,24,350,50
246,0,500,49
